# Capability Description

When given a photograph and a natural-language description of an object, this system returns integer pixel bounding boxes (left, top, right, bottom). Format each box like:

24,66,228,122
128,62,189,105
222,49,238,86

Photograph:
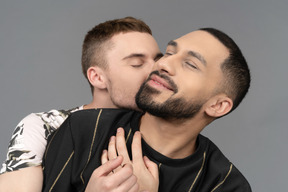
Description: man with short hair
0,17,162,192
43,28,252,192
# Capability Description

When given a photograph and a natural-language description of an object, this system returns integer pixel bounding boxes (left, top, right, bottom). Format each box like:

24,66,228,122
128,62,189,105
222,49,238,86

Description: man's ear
204,94,233,118
87,66,107,89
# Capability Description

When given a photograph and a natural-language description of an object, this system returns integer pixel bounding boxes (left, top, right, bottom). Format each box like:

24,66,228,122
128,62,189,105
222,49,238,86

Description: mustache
146,71,178,93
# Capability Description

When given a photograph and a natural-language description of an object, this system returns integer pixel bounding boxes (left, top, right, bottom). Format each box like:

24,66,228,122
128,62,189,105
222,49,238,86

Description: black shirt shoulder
69,108,134,131
199,135,252,192
68,108,142,146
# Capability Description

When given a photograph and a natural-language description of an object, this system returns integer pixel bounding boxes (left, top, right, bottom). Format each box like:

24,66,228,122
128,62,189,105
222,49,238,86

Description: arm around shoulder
0,166,43,192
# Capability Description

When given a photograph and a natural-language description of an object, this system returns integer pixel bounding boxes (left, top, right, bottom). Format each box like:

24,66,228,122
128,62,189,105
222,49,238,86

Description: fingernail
135,131,140,135
110,136,115,141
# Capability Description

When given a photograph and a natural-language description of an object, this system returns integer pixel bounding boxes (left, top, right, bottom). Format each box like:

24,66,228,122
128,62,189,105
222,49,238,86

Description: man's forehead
111,31,154,43
172,30,229,61
109,31,160,56
174,30,216,46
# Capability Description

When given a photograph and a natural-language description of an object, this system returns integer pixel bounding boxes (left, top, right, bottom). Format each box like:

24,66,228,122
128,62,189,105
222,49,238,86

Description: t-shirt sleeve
0,109,71,174
0,113,46,174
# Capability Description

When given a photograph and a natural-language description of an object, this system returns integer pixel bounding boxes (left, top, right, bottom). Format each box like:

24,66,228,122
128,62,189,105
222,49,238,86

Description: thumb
95,155,123,177
143,156,159,179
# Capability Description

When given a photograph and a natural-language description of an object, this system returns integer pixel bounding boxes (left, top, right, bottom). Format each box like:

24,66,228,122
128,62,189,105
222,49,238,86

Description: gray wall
0,0,287,191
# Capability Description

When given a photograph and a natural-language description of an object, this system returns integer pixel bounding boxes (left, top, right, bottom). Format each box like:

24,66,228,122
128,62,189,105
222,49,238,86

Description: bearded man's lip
149,75,174,91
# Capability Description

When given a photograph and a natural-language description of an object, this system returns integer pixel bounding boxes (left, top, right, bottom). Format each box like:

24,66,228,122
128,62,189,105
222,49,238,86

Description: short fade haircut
82,17,152,92
199,28,251,113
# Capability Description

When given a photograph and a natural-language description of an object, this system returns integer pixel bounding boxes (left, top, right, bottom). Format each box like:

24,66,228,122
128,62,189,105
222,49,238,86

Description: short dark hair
82,17,152,93
199,28,251,112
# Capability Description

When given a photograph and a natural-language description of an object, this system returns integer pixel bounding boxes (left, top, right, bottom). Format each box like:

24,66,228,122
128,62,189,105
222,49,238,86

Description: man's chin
116,102,142,112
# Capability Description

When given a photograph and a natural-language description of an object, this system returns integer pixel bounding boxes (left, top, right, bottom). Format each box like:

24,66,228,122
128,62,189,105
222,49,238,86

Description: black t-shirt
42,109,251,192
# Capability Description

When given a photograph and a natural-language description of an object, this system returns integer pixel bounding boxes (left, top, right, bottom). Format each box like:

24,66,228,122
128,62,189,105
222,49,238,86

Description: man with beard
42,28,252,192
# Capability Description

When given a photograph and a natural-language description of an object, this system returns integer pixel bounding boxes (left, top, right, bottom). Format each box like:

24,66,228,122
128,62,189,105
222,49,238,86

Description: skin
0,167,43,192
0,31,162,192
85,32,163,110
103,31,234,191
86,156,139,192
139,30,232,159
104,32,163,110
102,129,159,192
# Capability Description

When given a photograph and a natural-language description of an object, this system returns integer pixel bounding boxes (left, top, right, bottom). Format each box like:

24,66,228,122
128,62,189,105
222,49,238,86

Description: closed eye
129,58,144,68
185,61,197,69
131,64,143,68
164,52,173,56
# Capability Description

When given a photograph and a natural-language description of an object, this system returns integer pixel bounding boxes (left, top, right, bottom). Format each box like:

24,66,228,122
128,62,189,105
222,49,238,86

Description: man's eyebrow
123,52,164,61
155,52,164,60
167,40,177,47
188,51,207,66
122,53,145,60
168,40,206,65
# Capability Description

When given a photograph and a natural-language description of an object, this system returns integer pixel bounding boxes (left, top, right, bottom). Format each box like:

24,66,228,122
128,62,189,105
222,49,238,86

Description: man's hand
102,128,159,192
85,155,139,192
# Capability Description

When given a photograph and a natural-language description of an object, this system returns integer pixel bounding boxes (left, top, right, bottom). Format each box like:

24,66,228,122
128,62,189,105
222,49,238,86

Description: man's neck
84,90,117,110
139,113,206,159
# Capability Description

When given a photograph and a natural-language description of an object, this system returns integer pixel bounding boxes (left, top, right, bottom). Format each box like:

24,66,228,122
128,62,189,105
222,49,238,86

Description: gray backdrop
0,0,287,191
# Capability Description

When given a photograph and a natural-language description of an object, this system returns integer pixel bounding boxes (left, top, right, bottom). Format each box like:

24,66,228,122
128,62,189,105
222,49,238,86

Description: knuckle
108,140,114,147
102,179,113,189
124,164,133,175
91,169,99,178
117,145,126,152
131,174,137,183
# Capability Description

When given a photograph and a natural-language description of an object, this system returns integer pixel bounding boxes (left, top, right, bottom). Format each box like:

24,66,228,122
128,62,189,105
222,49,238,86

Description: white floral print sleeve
0,106,83,174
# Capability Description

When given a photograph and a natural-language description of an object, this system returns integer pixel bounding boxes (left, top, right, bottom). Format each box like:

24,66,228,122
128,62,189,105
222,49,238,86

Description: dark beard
136,71,203,120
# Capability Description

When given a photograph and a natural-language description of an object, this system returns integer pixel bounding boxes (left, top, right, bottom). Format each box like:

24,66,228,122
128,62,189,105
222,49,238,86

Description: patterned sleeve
0,106,82,174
